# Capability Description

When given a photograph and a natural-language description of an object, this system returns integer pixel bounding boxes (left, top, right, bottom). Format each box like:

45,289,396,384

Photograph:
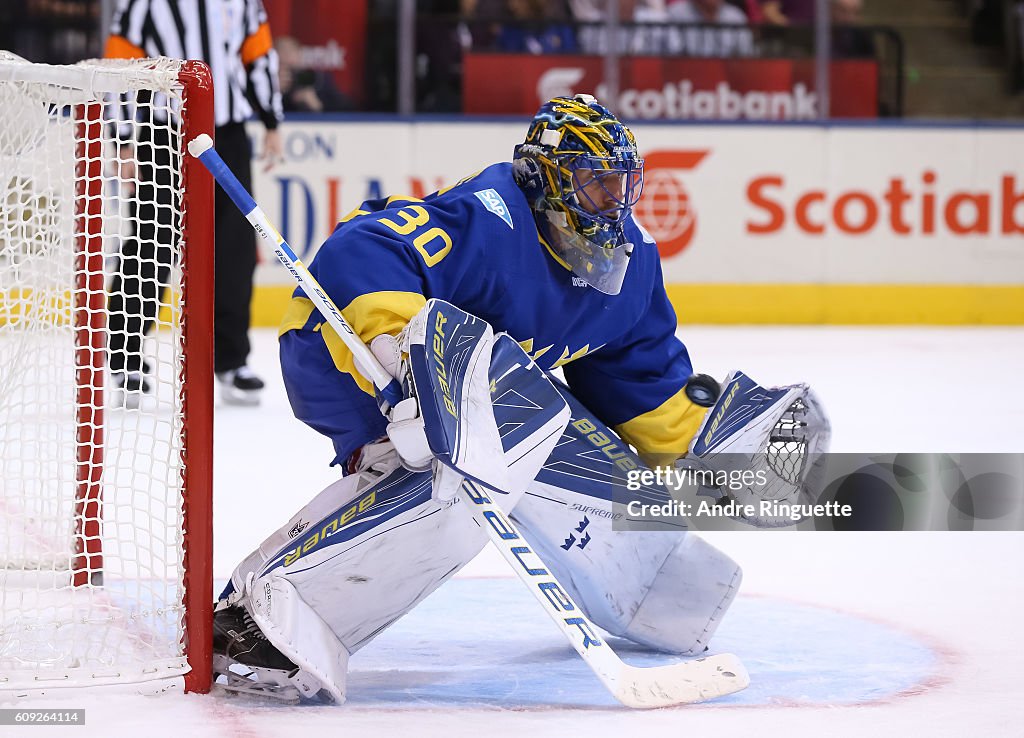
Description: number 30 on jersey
379,205,453,267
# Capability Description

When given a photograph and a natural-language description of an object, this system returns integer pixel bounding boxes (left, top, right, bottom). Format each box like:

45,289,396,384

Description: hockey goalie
211,95,831,703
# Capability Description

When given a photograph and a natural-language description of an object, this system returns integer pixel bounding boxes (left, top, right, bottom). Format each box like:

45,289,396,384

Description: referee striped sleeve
241,0,283,130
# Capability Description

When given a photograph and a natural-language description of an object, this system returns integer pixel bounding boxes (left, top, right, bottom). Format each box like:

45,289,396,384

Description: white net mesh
0,54,202,690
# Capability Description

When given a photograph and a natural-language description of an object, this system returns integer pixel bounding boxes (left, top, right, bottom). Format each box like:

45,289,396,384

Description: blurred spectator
458,0,504,50
496,0,578,53
567,0,604,20
276,35,355,112
736,0,764,23
969,0,1003,46
831,0,874,58
415,0,463,111
760,0,815,25
666,0,756,56
572,0,669,24
633,0,670,22
830,0,859,24
2,0,100,63
577,1,679,55
567,0,669,21
667,0,747,23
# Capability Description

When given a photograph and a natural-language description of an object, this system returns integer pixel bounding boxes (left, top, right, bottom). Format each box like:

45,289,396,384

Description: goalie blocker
214,302,756,703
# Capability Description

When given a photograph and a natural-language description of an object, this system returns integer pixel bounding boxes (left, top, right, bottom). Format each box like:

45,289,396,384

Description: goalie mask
513,94,644,295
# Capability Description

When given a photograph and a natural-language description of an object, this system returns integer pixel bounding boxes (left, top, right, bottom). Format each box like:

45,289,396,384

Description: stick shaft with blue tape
186,134,402,410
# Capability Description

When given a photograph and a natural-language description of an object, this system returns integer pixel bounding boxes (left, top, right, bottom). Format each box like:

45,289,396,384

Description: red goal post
0,54,213,694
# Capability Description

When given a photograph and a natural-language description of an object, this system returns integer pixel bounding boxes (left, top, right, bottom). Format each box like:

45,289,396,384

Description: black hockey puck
685,373,721,407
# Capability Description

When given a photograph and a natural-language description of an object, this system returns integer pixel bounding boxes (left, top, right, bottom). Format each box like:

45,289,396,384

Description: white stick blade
610,652,750,709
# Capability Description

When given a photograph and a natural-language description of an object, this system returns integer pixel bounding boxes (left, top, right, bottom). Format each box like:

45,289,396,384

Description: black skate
216,366,265,406
212,603,325,703
112,371,151,409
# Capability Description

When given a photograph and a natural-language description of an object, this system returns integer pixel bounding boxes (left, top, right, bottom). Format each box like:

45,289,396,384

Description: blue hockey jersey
278,162,706,468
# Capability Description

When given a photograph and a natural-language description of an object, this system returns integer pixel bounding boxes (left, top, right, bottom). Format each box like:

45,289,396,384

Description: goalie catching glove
681,369,831,528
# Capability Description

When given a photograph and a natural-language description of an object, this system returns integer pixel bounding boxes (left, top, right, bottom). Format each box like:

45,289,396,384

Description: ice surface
4,326,1023,737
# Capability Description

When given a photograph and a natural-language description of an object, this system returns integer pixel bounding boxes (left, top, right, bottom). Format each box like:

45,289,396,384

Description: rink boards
244,120,1024,325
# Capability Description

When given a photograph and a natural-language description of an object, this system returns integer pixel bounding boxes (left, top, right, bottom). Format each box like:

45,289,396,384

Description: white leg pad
620,534,742,655
246,572,350,704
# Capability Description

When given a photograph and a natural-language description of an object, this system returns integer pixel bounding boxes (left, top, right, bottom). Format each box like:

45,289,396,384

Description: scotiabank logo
748,171,1024,236
635,150,709,257
536,67,821,120
597,81,818,121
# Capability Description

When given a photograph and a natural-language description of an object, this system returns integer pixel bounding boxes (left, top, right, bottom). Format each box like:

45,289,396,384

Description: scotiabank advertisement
632,126,1024,284
249,122,1024,321
463,55,879,120
263,0,366,105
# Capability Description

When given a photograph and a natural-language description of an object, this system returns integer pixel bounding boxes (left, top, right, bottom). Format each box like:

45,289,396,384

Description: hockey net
0,53,213,693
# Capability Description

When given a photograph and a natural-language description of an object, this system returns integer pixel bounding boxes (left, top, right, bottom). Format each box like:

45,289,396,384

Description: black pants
212,122,256,374
107,125,175,375
108,122,256,375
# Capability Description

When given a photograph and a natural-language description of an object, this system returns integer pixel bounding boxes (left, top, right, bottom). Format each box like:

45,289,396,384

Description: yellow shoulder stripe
279,292,426,396
385,195,424,206
614,387,707,469
279,295,317,335
339,208,370,223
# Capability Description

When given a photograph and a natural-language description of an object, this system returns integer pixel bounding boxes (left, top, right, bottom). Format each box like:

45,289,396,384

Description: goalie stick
186,135,402,413
187,134,750,708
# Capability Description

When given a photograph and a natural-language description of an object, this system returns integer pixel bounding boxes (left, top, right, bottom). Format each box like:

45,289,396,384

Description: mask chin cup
544,211,633,296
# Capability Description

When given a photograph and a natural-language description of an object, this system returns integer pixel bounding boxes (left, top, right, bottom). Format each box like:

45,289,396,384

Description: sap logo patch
474,188,514,230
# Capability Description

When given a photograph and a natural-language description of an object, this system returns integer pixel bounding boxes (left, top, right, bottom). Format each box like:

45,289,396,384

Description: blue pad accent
534,379,669,506
489,334,569,464
407,301,492,464
690,370,794,456
407,301,571,492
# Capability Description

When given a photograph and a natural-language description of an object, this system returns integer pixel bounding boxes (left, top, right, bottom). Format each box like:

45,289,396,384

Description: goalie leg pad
245,572,350,704
227,443,492,667
224,438,401,599
508,382,742,655
512,491,740,655
619,534,741,655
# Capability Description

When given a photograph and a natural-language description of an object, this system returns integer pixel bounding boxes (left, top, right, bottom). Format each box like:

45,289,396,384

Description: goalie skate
212,604,326,703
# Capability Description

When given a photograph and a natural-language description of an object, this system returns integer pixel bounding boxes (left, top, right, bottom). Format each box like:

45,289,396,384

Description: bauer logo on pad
474,189,514,230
